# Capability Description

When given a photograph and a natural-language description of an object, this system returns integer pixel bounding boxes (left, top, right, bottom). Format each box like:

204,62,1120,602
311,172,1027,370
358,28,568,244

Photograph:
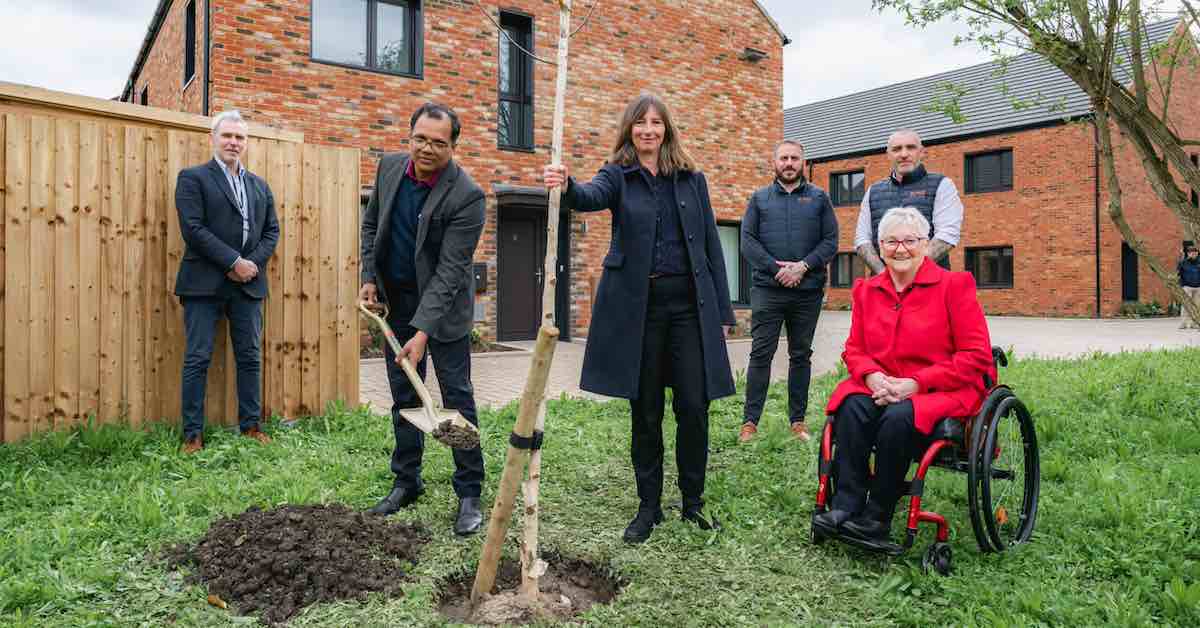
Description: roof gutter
120,0,174,102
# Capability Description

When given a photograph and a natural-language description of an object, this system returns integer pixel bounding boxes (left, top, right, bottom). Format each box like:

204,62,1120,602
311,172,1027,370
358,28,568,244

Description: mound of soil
432,420,481,449
168,504,429,625
437,553,625,626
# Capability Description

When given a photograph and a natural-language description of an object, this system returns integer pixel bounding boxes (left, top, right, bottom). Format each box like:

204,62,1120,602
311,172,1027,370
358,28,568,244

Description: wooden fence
0,82,361,443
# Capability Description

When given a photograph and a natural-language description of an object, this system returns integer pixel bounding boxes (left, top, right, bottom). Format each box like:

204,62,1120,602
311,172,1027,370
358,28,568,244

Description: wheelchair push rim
978,394,1040,550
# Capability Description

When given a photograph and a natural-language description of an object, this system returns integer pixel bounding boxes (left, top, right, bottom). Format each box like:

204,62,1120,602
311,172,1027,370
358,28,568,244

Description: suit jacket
174,159,280,298
825,257,995,434
562,163,736,401
361,154,485,343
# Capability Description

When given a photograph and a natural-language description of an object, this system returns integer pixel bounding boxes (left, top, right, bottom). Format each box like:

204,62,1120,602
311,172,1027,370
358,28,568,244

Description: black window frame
829,170,866,206
497,11,535,151
964,148,1014,194
140,85,149,106
828,251,867,288
717,221,753,307
309,0,424,79
183,0,197,87
964,246,1015,289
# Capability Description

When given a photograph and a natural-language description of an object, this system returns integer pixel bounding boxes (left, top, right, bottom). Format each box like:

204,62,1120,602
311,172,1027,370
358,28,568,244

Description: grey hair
886,128,922,148
774,139,804,156
877,207,931,245
210,110,247,135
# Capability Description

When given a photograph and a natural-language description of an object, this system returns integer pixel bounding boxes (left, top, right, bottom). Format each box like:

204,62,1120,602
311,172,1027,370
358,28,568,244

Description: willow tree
875,0,1200,320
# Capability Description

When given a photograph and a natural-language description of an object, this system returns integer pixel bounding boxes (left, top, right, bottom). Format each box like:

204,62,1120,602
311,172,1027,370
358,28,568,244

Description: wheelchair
812,347,1040,575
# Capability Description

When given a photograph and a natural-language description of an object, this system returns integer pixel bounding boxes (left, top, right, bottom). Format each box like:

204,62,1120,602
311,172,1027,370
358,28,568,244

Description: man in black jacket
739,140,838,443
359,102,486,536
174,110,280,454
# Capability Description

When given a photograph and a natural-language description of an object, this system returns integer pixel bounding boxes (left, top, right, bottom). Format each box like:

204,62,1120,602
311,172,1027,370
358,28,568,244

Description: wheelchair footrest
823,531,905,556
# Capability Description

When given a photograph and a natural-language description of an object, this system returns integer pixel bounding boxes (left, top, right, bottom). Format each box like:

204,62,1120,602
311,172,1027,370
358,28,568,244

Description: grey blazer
361,153,485,342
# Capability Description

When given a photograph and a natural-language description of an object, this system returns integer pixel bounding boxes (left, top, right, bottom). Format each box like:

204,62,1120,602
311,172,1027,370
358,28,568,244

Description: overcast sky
0,1,1184,108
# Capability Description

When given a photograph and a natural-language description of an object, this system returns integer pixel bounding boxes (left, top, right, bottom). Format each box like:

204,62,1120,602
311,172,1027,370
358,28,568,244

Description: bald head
886,129,925,176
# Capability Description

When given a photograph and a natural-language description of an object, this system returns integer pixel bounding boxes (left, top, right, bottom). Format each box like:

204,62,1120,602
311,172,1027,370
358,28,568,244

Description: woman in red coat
813,207,995,544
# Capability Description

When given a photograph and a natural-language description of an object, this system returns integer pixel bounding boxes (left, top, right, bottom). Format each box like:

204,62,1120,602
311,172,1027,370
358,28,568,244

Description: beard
775,167,802,184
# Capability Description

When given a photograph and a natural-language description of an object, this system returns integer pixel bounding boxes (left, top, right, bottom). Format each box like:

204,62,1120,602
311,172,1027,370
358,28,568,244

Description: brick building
778,18,1198,317
120,0,788,341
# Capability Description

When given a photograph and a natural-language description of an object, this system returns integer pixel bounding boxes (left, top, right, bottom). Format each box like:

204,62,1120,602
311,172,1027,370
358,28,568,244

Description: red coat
826,258,995,434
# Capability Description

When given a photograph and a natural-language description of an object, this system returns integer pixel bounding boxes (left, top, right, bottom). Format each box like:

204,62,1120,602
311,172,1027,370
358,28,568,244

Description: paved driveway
359,312,1200,412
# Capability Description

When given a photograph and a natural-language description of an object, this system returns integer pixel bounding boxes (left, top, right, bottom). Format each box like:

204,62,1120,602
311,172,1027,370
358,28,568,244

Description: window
965,149,1013,193
828,252,867,288
311,0,422,77
965,246,1014,288
140,86,149,106
830,170,865,206
718,223,752,305
184,0,196,85
498,12,534,150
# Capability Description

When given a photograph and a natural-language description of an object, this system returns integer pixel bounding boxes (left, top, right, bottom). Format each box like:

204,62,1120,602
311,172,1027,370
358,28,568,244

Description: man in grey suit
174,110,280,454
359,102,486,535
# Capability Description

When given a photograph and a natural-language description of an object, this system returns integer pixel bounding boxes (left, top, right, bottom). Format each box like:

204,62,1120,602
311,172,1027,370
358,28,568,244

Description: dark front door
498,207,544,340
1121,241,1139,302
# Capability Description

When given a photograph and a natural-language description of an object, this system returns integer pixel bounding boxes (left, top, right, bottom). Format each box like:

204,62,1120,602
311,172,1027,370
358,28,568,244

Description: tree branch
1095,105,1199,322
1128,0,1151,109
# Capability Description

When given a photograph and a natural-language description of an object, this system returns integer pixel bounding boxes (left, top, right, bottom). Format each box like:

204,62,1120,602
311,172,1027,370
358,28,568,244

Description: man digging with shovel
360,102,486,536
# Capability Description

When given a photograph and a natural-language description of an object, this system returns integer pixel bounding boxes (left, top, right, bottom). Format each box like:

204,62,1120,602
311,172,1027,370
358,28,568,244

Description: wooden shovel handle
356,301,439,425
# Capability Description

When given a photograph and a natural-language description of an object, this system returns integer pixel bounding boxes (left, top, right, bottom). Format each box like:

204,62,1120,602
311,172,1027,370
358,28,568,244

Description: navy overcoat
563,163,736,401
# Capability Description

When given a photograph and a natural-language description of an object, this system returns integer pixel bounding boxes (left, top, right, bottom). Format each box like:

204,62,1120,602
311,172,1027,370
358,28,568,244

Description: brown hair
608,93,698,175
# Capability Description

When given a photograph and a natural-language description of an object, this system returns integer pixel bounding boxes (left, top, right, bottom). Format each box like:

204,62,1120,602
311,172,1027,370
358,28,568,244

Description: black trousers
831,394,930,523
630,275,709,512
744,286,824,425
381,278,484,498
180,287,264,439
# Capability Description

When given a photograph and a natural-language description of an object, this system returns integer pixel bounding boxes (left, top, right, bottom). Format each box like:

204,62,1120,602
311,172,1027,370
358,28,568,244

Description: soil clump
437,553,625,625
432,419,481,449
168,503,428,625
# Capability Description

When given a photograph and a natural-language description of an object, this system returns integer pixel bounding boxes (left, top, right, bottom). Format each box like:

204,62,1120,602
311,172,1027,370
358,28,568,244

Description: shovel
357,301,481,450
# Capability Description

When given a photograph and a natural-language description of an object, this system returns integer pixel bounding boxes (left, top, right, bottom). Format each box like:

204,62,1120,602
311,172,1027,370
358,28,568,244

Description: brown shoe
181,436,204,454
791,422,811,442
738,422,757,443
242,427,272,445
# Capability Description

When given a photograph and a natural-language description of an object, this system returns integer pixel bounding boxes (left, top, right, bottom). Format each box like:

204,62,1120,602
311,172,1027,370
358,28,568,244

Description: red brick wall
199,0,782,339
133,0,206,114
810,123,1102,317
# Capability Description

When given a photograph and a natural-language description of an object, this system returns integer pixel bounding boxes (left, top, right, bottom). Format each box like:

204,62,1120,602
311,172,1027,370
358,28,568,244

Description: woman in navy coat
544,93,735,543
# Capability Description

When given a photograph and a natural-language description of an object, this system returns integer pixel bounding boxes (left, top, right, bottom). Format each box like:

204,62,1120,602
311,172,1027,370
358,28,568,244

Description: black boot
682,506,720,531
623,508,664,544
366,486,422,515
812,509,853,536
454,497,483,536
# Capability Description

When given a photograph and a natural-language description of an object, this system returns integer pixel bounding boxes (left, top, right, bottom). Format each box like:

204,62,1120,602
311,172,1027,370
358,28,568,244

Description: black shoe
454,497,483,536
623,508,664,544
366,486,423,515
841,516,890,542
682,507,721,531
812,509,853,536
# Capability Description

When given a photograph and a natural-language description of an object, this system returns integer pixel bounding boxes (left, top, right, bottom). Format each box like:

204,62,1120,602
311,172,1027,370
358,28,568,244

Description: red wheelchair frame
812,347,1040,574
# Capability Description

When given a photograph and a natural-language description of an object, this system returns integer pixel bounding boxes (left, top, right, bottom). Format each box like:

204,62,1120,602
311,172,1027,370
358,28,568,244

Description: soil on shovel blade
432,419,481,449
437,553,625,625
167,503,429,625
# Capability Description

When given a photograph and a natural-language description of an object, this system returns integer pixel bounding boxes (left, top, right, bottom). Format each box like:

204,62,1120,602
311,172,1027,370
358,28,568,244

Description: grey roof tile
785,18,1180,161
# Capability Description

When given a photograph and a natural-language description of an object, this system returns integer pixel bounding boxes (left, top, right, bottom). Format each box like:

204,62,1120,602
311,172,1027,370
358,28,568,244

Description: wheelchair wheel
978,393,1039,550
967,388,1008,552
922,542,952,575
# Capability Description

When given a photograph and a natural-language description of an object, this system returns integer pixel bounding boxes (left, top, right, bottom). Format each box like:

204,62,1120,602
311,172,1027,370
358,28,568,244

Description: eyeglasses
881,236,927,251
411,135,451,152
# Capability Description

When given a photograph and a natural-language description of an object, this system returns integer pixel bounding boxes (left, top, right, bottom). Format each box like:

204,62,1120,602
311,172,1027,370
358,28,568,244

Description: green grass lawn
2,348,1200,626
